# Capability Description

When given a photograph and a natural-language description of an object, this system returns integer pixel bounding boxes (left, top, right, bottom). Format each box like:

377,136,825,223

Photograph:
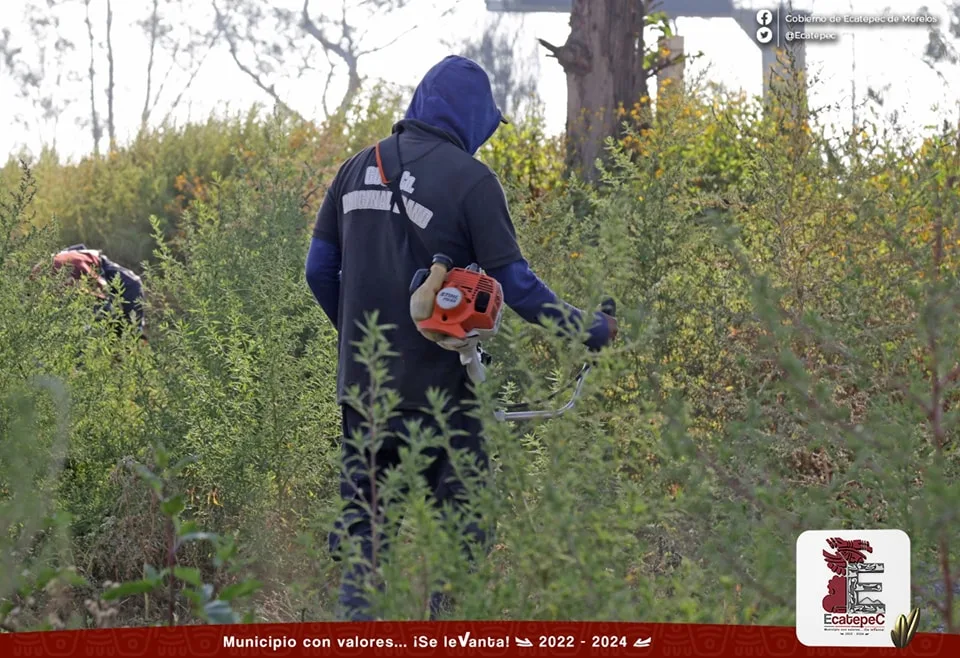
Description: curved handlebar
493,297,615,423
495,364,591,422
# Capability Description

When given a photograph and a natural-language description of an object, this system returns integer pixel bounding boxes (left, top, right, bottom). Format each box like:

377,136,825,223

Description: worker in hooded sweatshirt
305,55,617,620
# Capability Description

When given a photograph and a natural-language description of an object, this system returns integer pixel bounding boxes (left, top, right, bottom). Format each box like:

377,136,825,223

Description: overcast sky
1,0,957,162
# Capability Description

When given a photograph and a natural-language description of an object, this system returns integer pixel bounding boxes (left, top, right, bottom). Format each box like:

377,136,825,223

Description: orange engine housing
417,268,503,339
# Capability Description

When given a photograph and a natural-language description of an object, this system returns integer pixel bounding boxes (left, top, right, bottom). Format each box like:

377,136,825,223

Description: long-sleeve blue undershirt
305,237,341,327
487,259,610,350
306,237,609,349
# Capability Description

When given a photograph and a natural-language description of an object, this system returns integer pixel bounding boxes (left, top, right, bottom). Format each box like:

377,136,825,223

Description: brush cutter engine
409,256,504,383
409,253,616,422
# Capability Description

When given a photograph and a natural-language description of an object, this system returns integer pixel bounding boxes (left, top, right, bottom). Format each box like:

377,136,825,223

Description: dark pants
329,401,489,620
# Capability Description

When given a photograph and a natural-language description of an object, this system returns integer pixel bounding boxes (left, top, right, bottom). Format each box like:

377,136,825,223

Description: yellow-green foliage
1,78,958,631
478,103,565,199
0,85,409,270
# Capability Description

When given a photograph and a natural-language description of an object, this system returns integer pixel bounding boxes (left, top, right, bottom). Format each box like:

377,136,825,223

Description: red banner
1,622,956,657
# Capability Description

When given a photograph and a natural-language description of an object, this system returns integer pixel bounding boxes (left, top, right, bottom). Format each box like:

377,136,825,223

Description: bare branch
215,0,450,120
148,43,182,118
147,3,218,128
356,23,419,57
300,0,354,68
301,0,360,115
341,0,354,53
213,0,305,122
320,48,335,118
358,0,463,56
645,52,687,80
159,31,220,127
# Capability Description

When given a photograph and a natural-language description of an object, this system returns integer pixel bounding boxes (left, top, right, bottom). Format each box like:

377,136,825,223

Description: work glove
585,311,618,352
436,335,475,353
588,298,618,352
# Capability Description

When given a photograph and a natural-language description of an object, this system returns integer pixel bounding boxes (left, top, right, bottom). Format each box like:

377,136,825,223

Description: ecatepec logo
796,529,911,647
821,538,885,621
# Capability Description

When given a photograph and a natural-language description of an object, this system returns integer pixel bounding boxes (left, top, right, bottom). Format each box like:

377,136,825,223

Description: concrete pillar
657,35,685,99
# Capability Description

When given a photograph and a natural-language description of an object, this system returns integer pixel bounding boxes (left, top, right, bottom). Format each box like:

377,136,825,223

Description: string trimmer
409,254,614,422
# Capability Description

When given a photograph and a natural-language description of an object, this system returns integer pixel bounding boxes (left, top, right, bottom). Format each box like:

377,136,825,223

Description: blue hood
404,55,507,155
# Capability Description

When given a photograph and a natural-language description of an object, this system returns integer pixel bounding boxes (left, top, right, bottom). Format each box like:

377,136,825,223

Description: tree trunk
541,0,649,182
106,0,116,150
83,0,101,156
142,0,160,132
336,63,362,117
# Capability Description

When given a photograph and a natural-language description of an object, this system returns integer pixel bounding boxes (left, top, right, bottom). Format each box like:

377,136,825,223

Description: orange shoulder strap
374,142,389,184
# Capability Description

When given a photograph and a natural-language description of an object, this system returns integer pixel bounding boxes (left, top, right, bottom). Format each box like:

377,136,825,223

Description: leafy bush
1,76,957,632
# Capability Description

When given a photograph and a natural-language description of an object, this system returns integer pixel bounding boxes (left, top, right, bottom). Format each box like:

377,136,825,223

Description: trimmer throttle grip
410,255,452,294
431,253,453,269
409,268,429,294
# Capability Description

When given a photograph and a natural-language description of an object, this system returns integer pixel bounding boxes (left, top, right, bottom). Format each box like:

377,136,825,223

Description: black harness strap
375,134,433,267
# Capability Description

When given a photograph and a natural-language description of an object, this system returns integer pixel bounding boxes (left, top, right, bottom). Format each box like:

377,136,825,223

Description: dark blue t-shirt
313,119,523,411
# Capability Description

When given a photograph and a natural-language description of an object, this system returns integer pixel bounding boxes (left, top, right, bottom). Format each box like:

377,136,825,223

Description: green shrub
1,76,958,632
